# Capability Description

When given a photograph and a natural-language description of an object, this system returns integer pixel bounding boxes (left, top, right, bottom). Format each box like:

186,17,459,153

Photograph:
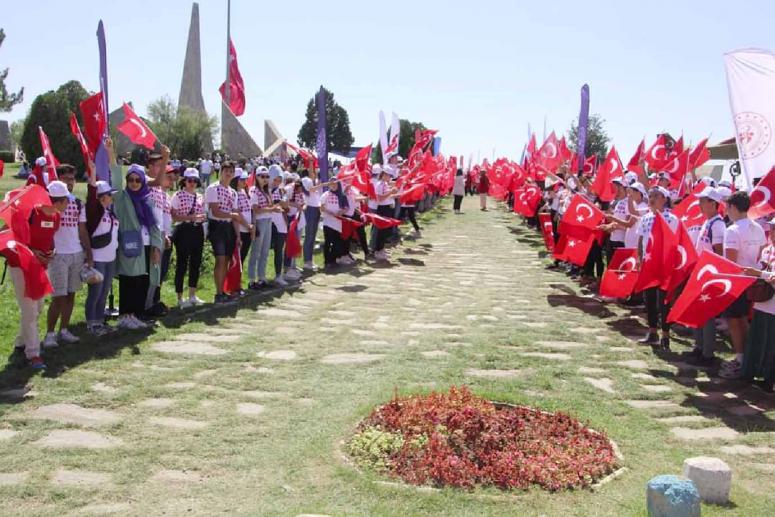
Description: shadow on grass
546,294,617,319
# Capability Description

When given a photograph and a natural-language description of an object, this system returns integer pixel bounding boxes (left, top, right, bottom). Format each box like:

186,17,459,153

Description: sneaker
718,363,742,379
248,281,261,291
116,315,137,330
43,332,59,349
129,315,149,329
720,359,741,372
688,355,717,367
178,298,192,309
659,336,671,351
637,332,659,346
285,269,301,280
58,329,80,344
303,261,317,271
275,276,288,287
189,296,205,306
336,256,349,265
29,356,46,370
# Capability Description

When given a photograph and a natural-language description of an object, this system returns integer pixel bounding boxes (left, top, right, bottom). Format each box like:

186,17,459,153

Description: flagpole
223,0,231,153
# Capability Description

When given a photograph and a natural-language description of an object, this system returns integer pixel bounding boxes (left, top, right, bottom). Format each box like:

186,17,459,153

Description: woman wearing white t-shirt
320,181,345,267
374,169,398,261
741,218,775,393
301,169,328,271
247,169,283,289
84,179,119,336
720,191,766,379
268,165,290,286
171,169,206,308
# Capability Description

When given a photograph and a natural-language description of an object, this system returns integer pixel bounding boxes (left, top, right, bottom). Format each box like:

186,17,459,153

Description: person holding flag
267,165,290,286
301,168,326,271
319,179,346,268
6,182,70,370
719,191,767,379
205,161,241,303
636,186,679,349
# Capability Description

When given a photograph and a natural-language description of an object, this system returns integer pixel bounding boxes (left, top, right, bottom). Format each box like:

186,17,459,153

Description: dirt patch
27,404,121,427
34,430,122,449
320,353,384,365
51,469,111,487
149,417,207,430
257,350,297,360
151,341,228,356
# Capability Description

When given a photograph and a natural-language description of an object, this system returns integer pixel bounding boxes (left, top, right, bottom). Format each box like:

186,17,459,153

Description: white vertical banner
378,111,389,163
724,48,775,189
389,112,400,157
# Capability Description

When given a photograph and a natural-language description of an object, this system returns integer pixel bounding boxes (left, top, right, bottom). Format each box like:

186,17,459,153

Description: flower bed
346,386,619,491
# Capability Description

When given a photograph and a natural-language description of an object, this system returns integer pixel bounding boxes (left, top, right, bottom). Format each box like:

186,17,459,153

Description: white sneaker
58,329,80,344
117,315,137,330
336,257,349,265
189,296,205,306
275,276,288,287
285,269,301,280
87,324,110,337
43,332,59,349
303,262,317,271
129,315,149,329
178,298,192,309
343,255,356,265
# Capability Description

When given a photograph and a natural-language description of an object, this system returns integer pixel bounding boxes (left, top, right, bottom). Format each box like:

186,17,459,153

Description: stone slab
151,341,227,356
27,404,120,427
34,430,122,449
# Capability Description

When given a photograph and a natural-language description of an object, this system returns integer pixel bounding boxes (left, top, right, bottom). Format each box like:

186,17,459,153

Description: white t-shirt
755,244,775,315
250,188,273,221
91,210,119,263
270,188,287,233
148,187,172,236
199,159,213,176
344,188,358,217
694,215,726,254
320,191,342,232
624,201,648,248
236,191,253,233
610,198,628,243
367,177,379,210
724,218,766,268
377,180,393,206
205,183,237,222
54,197,86,254
636,209,679,246
301,177,321,207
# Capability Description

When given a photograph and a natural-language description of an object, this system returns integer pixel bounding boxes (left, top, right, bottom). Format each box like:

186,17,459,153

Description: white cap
268,164,283,181
611,177,625,186
697,186,724,203
95,180,117,196
624,171,639,185
699,176,717,188
716,186,733,201
235,168,248,180
628,181,648,197
183,167,200,179
35,156,47,167
650,185,670,198
372,164,383,176
47,180,69,198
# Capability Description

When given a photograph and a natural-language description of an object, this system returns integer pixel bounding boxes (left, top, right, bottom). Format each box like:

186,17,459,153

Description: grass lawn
0,178,773,516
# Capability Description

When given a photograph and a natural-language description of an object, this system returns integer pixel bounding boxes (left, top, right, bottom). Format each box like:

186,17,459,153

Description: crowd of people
493,132,775,393
3,137,449,371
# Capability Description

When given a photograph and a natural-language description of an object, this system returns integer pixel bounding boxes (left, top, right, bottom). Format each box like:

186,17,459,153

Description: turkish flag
538,212,555,251
599,247,639,298
219,39,246,116
338,216,365,241
664,220,699,296
582,155,597,176
558,136,573,163
526,133,537,156
536,131,563,172
0,160,3,179
513,185,542,217
627,139,646,174
400,183,426,205
749,165,775,219
362,212,402,229
285,214,302,258
671,135,685,157
672,193,705,229
658,150,690,187
644,134,669,170
38,127,59,182
117,103,157,150
79,91,106,153
69,113,93,171
633,211,678,293
553,232,595,266
668,251,756,328
223,246,242,295
1,185,52,228
0,223,54,300
590,146,623,202
560,194,605,234
688,138,710,170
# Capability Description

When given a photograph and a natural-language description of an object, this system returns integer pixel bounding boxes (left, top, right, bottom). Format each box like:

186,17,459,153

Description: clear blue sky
2,0,774,160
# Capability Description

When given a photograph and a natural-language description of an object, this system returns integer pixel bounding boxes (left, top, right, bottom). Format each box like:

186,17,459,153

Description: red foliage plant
356,386,619,491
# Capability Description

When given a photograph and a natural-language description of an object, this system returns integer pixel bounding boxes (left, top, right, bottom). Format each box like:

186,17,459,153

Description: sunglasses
126,177,142,184
185,178,198,183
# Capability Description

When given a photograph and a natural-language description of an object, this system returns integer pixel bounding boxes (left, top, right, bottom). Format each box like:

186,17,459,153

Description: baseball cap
612,177,625,186
697,186,724,203
183,167,200,179
165,164,177,173
624,171,639,185
650,185,670,198
628,182,648,197
236,168,248,180
699,176,718,188
47,181,69,198
372,164,383,176
35,156,47,167
716,186,733,201
95,180,118,196
268,164,283,181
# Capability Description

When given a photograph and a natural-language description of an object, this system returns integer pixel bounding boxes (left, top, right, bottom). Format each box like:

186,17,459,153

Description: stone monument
221,101,262,158
263,120,287,161
178,2,212,153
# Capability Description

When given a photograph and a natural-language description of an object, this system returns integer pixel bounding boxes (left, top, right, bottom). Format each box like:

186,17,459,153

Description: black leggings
343,213,369,258
453,195,463,211
174,224,204,294
606,240,625,264
400,206,420,232
153,247,173,304
375,205,394,251
271,226,286,277
583,239,605,278
323,226,342,265
239,231,252,265
644,287,670,333
119,245,150,315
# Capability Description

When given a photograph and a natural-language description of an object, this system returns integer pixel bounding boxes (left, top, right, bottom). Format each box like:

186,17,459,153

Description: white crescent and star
575,203,594,222
620,257,638,272
544,142,557,159
676,246,688,270
129,119,147,138
700,279,732,298
753,186,772,208
651,144,665,161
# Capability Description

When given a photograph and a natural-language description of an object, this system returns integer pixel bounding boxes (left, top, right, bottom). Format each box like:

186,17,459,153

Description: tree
20,80,89,172
567,113,610,164
371,119,428,163
146,95,217,160
0,29,23,112
297,86,354,153
10,118,25,148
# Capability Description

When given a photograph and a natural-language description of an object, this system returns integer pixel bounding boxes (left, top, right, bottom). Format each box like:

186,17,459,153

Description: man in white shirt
687,187,727,365
44,165,91,348
199,157,214,188
720,191,766,379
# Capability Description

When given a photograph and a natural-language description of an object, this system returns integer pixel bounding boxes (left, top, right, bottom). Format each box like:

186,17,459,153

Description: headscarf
125,164,156,230
334,180,349,210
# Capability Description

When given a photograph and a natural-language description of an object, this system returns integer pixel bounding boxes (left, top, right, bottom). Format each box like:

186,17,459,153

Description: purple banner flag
315,87,329,182
576,84,590,173
95,20,111,182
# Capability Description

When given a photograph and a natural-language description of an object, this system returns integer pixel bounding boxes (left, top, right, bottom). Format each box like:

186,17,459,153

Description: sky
2,0,775,161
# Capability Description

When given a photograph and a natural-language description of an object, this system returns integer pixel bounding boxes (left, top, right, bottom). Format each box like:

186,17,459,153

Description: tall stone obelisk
178,2,213,153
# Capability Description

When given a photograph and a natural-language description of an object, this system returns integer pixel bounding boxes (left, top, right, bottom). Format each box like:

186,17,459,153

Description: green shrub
0,151,14,162
346,427,404,472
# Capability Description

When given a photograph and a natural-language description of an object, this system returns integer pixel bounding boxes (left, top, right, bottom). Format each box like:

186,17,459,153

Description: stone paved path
0,200,773,515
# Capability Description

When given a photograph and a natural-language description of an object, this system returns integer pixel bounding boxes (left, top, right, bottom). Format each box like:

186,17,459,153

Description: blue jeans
85,260,116,325
249,218,272,282
303,205,320,263
201,173,211,188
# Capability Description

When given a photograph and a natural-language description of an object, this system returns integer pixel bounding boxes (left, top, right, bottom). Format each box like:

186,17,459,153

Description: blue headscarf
125,164,156,230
